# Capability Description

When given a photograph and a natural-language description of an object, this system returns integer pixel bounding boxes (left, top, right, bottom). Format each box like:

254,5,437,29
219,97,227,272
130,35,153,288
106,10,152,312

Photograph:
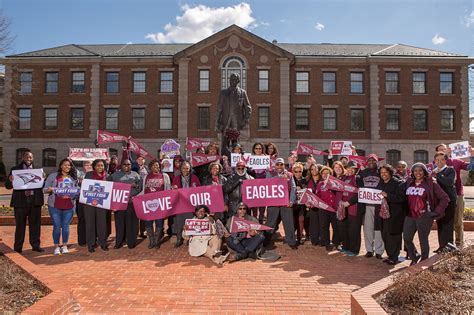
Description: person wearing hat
223,160,254,217
404,162,449,265
264,157,298,249
356,154,384,259
202,161,228,222
225,202,265,261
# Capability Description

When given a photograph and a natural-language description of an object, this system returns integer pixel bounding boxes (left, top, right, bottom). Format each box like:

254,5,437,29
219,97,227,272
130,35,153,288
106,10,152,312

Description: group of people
5,141,472,266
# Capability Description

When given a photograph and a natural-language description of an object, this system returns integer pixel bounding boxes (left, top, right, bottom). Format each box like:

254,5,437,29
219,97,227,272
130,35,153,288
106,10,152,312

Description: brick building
1,25,471,171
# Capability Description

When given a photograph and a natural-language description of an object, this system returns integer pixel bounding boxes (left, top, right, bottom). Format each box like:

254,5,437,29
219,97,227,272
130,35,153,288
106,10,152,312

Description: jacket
43,172,79,207
405,177,449,219
5,162,44,207
376,177,406,234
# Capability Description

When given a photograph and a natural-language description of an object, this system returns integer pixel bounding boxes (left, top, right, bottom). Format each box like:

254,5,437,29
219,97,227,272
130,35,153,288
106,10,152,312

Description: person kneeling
226,203,265,261
183,205,229,265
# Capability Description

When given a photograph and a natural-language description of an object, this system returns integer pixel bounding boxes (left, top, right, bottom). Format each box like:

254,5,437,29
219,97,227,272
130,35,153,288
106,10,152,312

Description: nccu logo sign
82,183,109,206
17,173,42,185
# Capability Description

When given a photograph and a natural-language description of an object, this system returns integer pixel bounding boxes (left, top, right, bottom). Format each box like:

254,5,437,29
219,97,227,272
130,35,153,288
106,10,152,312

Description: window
106,72,119,93
132,108,145,130
413,72,426,94
323,72,336,93
20,72,32,94
105,108,118,130
221,56,246,90
386,109,400,131
199,70,209,92
414,150,429,164
16,148,30,165
18,108,31,130
350,72,363,93
440,72,453,94
42,148,57,167
71,71,85,93
295,108,309,130
45,72,58,93
386,150,401,166
296,72,309,93
109,148,118,157
356,149,366,157
385,72,399,93
159,108,173,130
351,109,364,131
440,109,454,131
133,72,146,93
70,108,84,130
258,107,270,129
258,70,269,92
198,107,210,130
323,109,337,131
160,71,173,93
413,109,427,131
44,108,58,130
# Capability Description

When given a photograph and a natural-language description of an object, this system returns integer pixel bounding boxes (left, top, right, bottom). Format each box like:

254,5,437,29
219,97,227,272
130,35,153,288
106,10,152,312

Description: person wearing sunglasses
223,160,254,218
292,162,308,245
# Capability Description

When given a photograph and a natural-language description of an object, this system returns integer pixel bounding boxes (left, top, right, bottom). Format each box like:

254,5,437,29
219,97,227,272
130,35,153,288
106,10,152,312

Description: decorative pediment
213,34,254,56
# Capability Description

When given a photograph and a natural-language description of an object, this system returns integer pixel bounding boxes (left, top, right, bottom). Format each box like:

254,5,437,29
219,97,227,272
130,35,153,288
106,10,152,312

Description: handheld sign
161,159,173,172
184,219,211,236
247,155,271,170
449,141,470,159
54,187,80,198
242,178,289,208
69,148,109,161
80,179,131,210
330,141,352,155
12,169,44,190
161,139,181,158
358,188,383,205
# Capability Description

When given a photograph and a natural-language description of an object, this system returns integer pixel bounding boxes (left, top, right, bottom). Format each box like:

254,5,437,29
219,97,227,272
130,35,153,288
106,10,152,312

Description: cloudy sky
2,0,473,108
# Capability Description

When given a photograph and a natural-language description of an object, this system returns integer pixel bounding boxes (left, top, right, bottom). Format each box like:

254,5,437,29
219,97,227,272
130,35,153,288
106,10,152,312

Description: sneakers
345,251,357,257
62,245,69,254
410,255,421,266
54,246,61,255
365,251,373,258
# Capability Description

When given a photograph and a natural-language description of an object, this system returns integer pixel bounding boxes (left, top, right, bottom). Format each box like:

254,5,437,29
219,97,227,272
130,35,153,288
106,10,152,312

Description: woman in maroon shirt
316,166,339,251
306,163,321,246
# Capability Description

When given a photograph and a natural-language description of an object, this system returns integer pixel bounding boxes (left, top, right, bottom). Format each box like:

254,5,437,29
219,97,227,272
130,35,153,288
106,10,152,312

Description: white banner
358,188,383,204
247,155,271,170
330,141,352,155
12,168,44,190
449,141,470,159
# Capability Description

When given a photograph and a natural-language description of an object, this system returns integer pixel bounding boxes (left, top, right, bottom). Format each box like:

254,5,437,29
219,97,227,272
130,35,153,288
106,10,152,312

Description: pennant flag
300,189,335,212
325,175,358,193
296,142,329,156
190,153,221,167
96,130,127,145
128,137,155,160
229,216,272,233
186,137,211,151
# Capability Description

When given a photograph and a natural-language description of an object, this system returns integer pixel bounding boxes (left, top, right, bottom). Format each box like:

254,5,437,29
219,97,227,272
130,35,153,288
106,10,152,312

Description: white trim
68,104,86,108
256,66,271,69
130,104,147,108
43,68,59,72
103,104,121,108
321,68,338,71
42,105,59,108
321,105,339,108
197,66,211,69
438,69,455,72
157,104,175,108
131,68,148,71
104,68,121,72
384,104,402,108
349,68,366,72
293,104,312,109
196,103,211,107
295,67,311,72
411,68,428,72
256,103,271,107
158,68,175,71
16,104,33,108
18,68,33,72
383,68,401,71
439,105,456,109
70,68,86,71
349,105,367,109
412,105,429,109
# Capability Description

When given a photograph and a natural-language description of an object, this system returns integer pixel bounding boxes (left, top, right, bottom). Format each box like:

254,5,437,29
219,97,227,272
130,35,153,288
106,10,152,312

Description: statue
215,73,252,154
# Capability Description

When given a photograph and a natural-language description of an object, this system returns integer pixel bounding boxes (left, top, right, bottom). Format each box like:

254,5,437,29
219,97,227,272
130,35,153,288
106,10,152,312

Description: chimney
272,39,278,44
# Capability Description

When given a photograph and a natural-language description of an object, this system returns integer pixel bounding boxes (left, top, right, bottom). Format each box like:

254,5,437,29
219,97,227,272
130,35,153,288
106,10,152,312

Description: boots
146,228,155,249
155,229,163,249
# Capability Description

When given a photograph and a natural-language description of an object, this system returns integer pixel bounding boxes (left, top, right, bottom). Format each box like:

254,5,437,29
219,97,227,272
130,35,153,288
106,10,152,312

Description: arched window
356,149,366,157
42,148,57,167
386,150,401,166
221,56,246,90
414,150,429,164
16,148,30,165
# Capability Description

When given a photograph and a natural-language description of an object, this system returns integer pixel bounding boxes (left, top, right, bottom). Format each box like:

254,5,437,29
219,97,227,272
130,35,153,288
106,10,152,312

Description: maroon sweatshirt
316,180,337,212
405,177,449,219
335,175,358,217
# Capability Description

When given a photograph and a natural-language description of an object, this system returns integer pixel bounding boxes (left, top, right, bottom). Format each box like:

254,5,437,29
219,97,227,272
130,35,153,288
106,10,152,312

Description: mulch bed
378,246,474,313
0,253,51,313
0,206,49,216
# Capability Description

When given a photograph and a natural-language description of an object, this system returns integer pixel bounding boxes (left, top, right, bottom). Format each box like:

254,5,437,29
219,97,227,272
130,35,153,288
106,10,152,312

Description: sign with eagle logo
12,168,44,190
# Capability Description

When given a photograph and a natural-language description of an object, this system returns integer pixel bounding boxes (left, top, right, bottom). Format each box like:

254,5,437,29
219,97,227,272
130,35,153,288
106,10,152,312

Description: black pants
76,201,86,246
381,220,402,261
227,234,265,255
437,200,456,248
308,208,321,245
338,214,362,254
14,197,41,252
139,220,146,236
114,203,138,247
264,206,296,247
319,209,339,246
84,204,107,248
174,212,194,241
403,213,435,261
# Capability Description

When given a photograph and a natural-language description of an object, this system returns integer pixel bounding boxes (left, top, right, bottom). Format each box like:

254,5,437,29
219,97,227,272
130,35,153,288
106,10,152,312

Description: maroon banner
96,130,127,145
300,189,335,212
128,137,155,160
325,176,358,193
176,185,225,214
186,137,210,151
190,154,222,167
229,216,272,233
241,178,289,208
348,155,385,167
296,142,328,156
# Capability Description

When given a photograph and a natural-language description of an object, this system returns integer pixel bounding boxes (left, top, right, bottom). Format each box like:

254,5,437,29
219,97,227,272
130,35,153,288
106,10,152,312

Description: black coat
433,166,456,203
376,177,406,234
5,162,44,208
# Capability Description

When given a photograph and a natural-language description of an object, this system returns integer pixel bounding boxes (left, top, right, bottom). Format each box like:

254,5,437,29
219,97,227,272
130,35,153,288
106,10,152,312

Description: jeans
146,219,164,230
227,234,265,255
48,206,75,245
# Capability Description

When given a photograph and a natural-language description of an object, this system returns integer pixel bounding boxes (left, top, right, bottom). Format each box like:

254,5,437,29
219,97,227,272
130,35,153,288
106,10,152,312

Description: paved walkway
2,225,472,314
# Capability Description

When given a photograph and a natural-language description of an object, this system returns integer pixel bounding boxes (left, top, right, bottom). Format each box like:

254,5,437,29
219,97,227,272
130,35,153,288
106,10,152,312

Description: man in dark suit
5,151,45,253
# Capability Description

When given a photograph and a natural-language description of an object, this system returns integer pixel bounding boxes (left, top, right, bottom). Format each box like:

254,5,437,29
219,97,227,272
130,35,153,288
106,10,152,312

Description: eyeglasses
123,164,131,166
236,167,244,170
293,170,302,173
238,207,247,210
255,147,263,150
276,163,284,166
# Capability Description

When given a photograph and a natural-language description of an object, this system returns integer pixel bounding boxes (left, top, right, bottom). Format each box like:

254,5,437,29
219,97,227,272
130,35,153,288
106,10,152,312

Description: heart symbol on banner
145,200,159,212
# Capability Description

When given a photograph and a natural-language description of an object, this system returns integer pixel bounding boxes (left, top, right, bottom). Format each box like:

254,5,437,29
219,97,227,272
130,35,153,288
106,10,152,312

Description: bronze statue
215,73,252,153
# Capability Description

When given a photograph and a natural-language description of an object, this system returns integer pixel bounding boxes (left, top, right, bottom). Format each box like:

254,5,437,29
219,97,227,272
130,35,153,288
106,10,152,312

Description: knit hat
367,154,379,162
410,162,429,176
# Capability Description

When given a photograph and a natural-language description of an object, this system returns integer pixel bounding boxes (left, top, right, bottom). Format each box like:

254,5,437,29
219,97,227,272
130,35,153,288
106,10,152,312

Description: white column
279,58,291,153
89,63,101,139
177,58,190,140
369,63,380,153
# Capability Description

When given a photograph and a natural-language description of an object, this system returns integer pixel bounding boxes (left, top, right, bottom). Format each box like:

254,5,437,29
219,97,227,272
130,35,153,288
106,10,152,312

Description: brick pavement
2,224,472,314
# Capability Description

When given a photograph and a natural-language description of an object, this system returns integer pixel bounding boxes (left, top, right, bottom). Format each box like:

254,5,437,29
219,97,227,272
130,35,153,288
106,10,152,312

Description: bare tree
0,9,13,55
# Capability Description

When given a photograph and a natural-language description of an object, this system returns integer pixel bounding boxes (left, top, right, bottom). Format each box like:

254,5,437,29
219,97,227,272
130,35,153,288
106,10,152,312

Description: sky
1,0,473,108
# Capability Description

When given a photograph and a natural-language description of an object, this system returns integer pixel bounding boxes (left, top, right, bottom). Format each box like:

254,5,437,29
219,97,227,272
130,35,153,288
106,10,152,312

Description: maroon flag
241,178,289,208
190,153,221,167
325,175,358,193
96,130,127,145
229,216,272,233
186,137,210,151
296,142,328,156
128,137,155,160
300,189,335,212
